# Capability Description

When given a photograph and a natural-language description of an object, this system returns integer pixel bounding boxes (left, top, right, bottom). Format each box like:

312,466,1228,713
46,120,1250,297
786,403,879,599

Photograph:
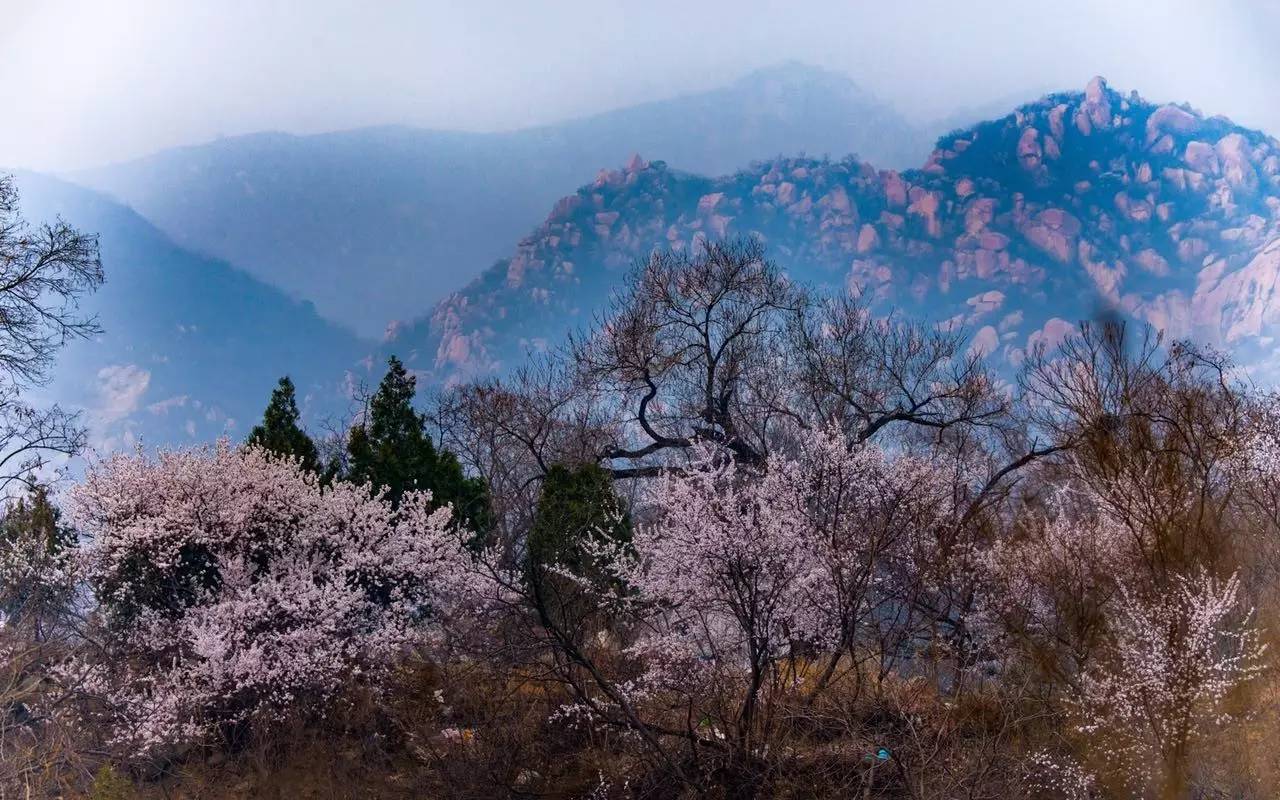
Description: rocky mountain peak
407,80,1280,384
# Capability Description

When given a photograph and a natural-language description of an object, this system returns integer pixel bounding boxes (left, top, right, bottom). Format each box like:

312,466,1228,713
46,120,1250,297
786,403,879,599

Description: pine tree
0,485,72,559
247,377,321,473
347,356,490,532
526,462,630,577
525,462,630,639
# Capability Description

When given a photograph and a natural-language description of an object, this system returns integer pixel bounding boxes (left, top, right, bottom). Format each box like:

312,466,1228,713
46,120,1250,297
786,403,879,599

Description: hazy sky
2,0,1277,172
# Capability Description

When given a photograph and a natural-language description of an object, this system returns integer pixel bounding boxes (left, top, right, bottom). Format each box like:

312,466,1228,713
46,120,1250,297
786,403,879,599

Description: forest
2,179,1278,799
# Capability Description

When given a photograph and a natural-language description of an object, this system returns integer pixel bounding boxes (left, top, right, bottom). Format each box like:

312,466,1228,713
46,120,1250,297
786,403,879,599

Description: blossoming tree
1075,572,1264,797
533,425,957,769
68,443,481,753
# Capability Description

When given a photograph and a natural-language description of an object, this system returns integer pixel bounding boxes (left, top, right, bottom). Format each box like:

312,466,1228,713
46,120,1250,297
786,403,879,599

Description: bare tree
570,238,805,477
0,176,103,490
0,175,102,795
1020,321,1248,581
568,237,1015,480
787,293,1008,445
431,356,617,551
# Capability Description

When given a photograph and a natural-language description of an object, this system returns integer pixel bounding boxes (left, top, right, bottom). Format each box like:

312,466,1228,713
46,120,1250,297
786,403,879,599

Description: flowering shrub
68,443,479,753
1022,749,1099,799
982,496,1267,795
1074,571,1265,793
574,426,958,747
978,498,1136,671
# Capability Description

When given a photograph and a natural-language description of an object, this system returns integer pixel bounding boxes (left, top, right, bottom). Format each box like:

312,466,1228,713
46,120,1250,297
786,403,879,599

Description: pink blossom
68,442,483,753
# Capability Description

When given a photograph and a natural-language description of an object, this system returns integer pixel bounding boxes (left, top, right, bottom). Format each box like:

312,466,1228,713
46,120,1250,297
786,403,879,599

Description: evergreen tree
525,463,631,639
526,463,630,576
247,377,321,473
0,485,72,559
348,357,490,532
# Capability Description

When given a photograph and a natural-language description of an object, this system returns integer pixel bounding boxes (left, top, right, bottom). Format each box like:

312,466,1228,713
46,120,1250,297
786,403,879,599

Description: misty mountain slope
394,77,1280,386
548,61,927,176
72,63,927,337
9,172,368,452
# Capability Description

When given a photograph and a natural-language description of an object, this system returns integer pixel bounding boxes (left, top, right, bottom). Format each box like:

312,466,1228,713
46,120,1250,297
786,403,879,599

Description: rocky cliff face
396,78,1280,383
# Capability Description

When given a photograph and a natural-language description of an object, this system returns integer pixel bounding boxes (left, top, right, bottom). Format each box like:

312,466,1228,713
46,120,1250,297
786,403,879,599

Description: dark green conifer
525,463,631,639
247,376,321,473
347,357,490,532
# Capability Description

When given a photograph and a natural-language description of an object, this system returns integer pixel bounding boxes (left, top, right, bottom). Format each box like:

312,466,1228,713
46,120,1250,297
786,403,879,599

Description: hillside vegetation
5,235,1280,798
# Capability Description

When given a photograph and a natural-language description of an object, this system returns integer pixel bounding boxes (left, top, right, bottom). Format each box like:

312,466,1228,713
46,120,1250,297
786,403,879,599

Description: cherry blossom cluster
1021,749,1099,800
1229,394,1280,534
606,425,956,713
1073,570,1265,785
67,442,485,753
976,494,1135,660
979,492,1266,791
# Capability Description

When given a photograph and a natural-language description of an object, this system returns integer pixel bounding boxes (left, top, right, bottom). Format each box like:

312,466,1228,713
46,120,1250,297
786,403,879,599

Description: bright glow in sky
1,0,1277,171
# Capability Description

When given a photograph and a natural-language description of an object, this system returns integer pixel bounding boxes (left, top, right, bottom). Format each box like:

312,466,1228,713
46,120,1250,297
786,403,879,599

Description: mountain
9,172,368,453
72,63,928,338
391,77,1280,386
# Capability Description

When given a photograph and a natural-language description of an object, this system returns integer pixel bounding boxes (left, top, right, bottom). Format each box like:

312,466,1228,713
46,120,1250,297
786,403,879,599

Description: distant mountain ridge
74,62,928,338
10,173,367,454
393,77,1280,386
32,73,1280,454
